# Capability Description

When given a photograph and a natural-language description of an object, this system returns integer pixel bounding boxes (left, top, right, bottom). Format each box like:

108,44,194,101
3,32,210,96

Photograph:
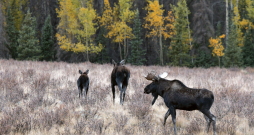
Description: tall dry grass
0,59,253,135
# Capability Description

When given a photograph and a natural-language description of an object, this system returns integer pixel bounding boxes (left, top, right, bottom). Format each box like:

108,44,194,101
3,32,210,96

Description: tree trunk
126,38,128,59
119,41,122,60
124,28,126,59
226,0,228,48
186,6,192,63
236,0,239,19
159,26,163,65
218,56,220,67
86,24,89,61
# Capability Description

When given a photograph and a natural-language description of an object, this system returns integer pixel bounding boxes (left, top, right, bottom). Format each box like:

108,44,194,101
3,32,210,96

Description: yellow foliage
56,33,76,51
239,18,254,29
232,3,244,47
56,0,79,36
108,21,133,43
56,0,103,55
99,0,113,30
105,0,134,44
162,11,175,39
209,35,225,57
119,0,134,23
246,0,254,20
219,34,225,38
144,0,175,39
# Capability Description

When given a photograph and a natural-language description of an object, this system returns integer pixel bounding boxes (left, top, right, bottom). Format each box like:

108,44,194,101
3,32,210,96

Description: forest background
0,0,254,67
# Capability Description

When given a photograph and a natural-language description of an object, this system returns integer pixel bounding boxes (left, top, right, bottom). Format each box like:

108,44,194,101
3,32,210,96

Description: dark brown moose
144,72,217,135
77,70,89,98
111,60,130,105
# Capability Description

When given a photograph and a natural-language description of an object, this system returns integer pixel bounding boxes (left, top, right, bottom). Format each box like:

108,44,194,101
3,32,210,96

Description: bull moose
111,60,130,105
77,69,89,98
143,71,217,135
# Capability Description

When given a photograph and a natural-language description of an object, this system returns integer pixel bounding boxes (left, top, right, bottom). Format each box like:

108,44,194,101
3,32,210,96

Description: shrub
114,113,129,133
128,92,152,119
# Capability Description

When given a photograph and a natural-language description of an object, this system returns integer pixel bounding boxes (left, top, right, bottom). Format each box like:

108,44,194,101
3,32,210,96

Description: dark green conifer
5,6,19,59
17,8,41,60
223,24,243,67
195,49,212,68
95,26,110,63
41,15,55,61
242,26,254,67
129,9,146,65
169,0,191,66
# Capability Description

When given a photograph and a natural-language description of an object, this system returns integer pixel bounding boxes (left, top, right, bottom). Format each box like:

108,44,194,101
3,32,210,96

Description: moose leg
86,83,89,97
120,90,123,105
117,83,123,105
163,109,171,126
204,114,211,132
152,94,158,105
78,87,82,98
111,84,115,103
170,107,177,135
85,87,88,97
122,86,127,102
201,110,217,135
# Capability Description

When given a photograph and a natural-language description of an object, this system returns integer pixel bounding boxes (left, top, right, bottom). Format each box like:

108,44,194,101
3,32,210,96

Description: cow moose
143,72,217,135
77,69,89,98
111,60,130,105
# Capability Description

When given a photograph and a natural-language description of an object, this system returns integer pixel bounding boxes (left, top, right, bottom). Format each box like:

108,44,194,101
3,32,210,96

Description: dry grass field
0,59,254,135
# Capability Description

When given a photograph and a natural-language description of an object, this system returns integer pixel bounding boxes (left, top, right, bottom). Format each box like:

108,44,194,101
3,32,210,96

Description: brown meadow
0,59,253,135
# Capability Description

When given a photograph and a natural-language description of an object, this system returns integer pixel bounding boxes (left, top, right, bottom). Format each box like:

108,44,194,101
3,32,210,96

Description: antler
144,71,159,81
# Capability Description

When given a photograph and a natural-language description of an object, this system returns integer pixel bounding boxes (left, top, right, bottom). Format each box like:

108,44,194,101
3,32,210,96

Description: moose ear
120,59,125,65
112,59,116,65
79,70,83,74
159,72,168,78
86,69,89,74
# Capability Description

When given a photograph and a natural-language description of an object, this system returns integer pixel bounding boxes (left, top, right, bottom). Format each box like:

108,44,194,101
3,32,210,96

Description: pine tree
242,26,254,67
5,6,19,59
129,9,146,65
169,0,191,66
10,0,25,31
223,24,243,67
17,8,41,60
195,49,212,68
41,15,55,61
95,26,109,64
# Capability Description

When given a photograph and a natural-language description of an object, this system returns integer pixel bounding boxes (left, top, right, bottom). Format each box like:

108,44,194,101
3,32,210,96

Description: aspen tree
144,0,174,65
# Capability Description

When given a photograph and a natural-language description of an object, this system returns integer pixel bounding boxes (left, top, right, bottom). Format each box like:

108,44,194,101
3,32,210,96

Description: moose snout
144,88,149,94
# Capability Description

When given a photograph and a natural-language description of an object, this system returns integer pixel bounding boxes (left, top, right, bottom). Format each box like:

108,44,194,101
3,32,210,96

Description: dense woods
1,0,254,67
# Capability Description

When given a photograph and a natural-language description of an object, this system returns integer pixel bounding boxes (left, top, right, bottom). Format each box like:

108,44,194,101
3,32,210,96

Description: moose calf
144,72,216,135
77,70,89,98
111,60,130,105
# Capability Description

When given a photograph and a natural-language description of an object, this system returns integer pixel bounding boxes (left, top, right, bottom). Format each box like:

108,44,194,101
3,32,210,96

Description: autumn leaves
55,0,178,62
56,0,102,61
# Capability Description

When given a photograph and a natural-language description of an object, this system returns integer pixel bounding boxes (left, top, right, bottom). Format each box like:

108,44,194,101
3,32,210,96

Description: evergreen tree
223,24,243,67
95,26,109,64
41,15,55,61
242,26,254,67
5,6,19,59
216,21,222,37
169,0,191,66
129,9,146,65
17,8,41,60
195,49,212,68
